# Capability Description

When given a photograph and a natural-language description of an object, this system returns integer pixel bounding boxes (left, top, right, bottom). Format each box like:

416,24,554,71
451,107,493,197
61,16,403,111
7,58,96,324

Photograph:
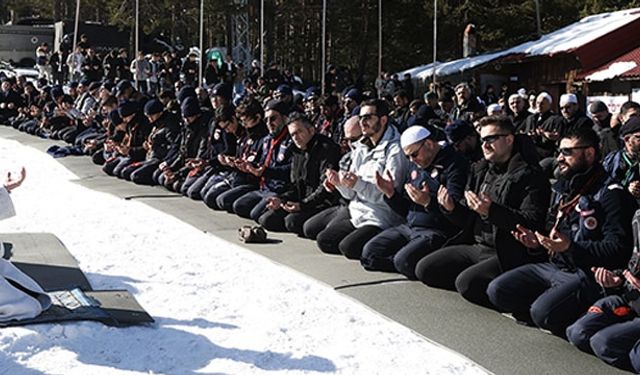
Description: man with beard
315,99,410,259
487,127,637,336
603,117,640,201
415,115,549,308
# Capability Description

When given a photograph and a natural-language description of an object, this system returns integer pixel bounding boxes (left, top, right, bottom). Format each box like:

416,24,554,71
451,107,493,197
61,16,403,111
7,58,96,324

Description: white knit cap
560,93,578,107
400,126,431,149
536,92,553,104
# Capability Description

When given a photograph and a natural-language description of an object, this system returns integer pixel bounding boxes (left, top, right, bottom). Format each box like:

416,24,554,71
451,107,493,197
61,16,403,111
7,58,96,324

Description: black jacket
443,146,551,271
168,112,211,171
279,134,341,211
148,111,180,161
126,113,152,161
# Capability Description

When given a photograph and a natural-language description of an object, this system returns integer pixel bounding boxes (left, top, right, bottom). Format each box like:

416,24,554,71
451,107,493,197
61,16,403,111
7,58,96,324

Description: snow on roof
586,61,637,81
506,8,640,56
579,44,640,81
398,7,640,79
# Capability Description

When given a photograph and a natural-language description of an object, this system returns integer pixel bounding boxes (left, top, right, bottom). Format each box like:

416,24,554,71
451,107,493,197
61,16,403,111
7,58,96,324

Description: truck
0,24,54,67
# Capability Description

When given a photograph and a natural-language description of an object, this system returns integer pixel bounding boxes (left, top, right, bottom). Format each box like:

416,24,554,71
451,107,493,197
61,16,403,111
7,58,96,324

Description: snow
585,61,638,82
0,137,489,375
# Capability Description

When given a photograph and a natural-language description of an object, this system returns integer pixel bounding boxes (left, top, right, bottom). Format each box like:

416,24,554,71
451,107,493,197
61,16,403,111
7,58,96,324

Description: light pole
134,0,139,55
260,0,264,76
378,0,382,80
432,0,437,85
199,0,204,86
73,0,80,50
321,0,327,95
534,0,542,37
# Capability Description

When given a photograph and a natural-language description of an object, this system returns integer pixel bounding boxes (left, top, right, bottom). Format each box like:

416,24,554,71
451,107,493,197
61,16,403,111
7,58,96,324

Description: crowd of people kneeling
4,72,640,372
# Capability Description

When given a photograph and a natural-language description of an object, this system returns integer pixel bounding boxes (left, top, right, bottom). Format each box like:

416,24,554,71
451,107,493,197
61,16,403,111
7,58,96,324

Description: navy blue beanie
177,86,197,104
144,99,164,116
181,97,201,117
209,83,232,101
108,109,122,126
264,99,289,115
445,120,475,144
50,86,64,100
118,100,138,118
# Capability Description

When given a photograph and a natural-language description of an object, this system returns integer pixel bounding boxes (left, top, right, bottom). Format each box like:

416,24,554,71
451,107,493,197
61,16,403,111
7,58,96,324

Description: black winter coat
279,134,341,211
443,148,551,271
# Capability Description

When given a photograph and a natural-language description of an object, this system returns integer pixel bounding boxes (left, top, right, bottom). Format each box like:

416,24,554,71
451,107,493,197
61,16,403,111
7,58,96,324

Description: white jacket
0,259,51,322
336,124,410,228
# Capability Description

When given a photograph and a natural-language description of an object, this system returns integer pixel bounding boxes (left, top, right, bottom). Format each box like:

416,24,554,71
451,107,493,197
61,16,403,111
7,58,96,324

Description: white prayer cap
536,92,553,104
487,103,503,115
560,93,578,107
400,126,431,149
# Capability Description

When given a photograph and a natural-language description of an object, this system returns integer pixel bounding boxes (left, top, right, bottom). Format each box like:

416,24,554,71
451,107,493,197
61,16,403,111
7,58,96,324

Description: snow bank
0,138,488,375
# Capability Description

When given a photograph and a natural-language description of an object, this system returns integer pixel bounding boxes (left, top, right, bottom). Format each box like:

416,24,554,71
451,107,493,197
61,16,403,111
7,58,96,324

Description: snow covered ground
0,137,489,375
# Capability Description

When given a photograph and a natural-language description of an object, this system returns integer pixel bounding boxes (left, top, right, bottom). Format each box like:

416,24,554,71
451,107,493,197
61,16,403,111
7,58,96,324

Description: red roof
578,45,640,80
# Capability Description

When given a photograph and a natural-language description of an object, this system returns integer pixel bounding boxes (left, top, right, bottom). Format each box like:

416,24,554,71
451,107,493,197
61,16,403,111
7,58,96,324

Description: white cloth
0,187,15,221
0,259,51,322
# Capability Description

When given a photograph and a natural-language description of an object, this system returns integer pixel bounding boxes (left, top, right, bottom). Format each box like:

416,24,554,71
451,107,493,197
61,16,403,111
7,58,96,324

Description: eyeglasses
359,113,378,122
480,133,510,144
406,140,427,159
265,115,279,123
558,145,591,156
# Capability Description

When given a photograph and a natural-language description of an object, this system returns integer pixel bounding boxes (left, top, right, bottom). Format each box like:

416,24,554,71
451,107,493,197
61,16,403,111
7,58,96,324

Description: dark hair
562,126,601,158
361,99,390,117
621,101,640,117
319,94,339,107
215,105,236,123
286,112,313,129
393,89,408,99
477,115,515,134
235,97,264,119
102,95,117,107
409,99,423,110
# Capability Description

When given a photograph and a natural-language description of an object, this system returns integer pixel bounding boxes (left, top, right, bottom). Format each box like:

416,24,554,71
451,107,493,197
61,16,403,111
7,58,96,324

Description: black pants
415,244,501,309
259,207,321,236
315,206,382,259
487,262,600,336
302,206,341,240
361,225,447,280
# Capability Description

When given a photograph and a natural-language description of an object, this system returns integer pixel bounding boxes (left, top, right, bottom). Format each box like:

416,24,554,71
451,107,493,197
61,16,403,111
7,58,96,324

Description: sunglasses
558,145,591,156
480,133,510,144
406,140,427,159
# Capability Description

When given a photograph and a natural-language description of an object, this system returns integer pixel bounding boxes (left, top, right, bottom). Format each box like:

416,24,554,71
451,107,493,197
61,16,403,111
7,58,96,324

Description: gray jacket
336,124,410,228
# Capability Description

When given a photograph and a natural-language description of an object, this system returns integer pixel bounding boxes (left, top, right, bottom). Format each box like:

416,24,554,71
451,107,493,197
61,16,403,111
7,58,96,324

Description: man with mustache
487,127,638,337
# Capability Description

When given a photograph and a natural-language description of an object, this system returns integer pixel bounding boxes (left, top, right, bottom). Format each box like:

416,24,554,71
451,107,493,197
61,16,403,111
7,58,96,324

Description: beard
558,157,589,180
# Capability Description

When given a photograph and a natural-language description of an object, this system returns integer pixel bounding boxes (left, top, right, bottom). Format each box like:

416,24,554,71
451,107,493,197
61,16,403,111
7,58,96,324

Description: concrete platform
0,126,629,374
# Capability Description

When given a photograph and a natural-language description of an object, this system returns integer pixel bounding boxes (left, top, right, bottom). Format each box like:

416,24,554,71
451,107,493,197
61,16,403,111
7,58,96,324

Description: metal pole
260,0,265,77
135,0,139,55
199,0,204,87
72,0,80,50
534,0,541,37
378,0,382,81
432,0,437,85
321,0,326,96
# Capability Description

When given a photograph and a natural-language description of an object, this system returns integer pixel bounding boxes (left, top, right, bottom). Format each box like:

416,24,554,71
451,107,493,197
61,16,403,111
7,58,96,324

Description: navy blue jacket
257,126,293,194
385,144,468,235
550,165,637,273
